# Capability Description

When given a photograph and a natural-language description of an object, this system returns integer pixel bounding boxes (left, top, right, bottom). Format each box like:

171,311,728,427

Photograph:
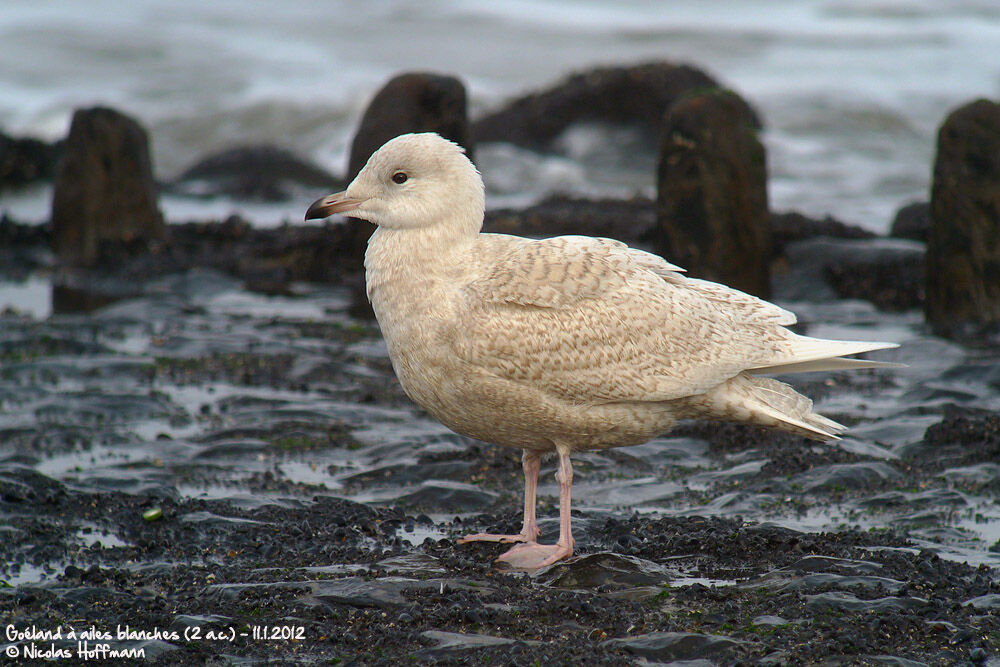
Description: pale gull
305,132,898,570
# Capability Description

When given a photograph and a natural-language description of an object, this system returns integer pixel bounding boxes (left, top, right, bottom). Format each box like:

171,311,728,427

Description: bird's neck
363,225,476,318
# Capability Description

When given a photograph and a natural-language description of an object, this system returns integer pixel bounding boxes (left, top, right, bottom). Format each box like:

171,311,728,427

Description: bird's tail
682,372,846,441
749,336,901,375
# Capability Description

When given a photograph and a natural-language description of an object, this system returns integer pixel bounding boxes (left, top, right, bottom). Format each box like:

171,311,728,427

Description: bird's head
305,132,484,236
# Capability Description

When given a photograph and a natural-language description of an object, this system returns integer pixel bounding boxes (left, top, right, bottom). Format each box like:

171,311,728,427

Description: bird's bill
304,192,366,220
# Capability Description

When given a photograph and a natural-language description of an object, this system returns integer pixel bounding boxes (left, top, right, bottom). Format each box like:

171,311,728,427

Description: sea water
1,0,999,230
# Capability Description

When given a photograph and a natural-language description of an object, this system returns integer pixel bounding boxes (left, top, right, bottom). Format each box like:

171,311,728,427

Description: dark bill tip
304,192,365,221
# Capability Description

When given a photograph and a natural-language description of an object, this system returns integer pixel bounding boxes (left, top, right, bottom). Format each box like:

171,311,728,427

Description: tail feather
752,357,904,375
686,373,845,441
749,335,899,375
744,375,846,440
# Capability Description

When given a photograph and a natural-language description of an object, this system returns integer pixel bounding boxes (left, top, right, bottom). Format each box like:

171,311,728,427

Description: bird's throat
363,226,472,330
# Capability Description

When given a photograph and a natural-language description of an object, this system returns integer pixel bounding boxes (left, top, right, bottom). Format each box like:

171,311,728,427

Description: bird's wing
450,235,801,404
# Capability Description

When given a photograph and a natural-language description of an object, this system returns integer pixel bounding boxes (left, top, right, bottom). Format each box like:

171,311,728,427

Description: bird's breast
365,259,464,395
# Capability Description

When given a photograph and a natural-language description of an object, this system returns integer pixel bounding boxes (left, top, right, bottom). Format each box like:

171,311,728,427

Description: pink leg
495,447,575,570
457,450,541,544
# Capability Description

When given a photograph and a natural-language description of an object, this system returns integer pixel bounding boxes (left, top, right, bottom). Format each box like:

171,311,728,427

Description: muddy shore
0,254,998,665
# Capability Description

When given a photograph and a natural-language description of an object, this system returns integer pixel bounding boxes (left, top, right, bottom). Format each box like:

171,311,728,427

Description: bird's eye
391,171,408,184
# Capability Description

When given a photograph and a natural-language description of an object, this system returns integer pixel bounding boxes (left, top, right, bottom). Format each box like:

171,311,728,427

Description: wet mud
1,269,999,665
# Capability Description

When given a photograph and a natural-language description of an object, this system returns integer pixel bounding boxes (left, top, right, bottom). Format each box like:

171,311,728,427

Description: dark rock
655,89,771,297
901,404,1000,471
484,195,655,243
163,217,362,289
746,571,904,594
37,214,368,312
347,71,470,180
311,577,451,609
395,480,498,512
890,201,931,242
603,631,745,661
752,615,790,627
171,144,339,201
485,202,874,259
770,210,876,253
0,214,50,247
964,594,1000,611
0,131,63,187
743,556,903,594
341,461,476,487
942,463,1000,488
473,62,759,150
857,488,968,512
790,462,903,492
773,237,924,310
416,630,530,660
769,215,921,309
51,273,140,314
925,99,1000,337
805,592,928,613
0,214,53,278
50,106,165,268
534,553,670,591
823,239,926,310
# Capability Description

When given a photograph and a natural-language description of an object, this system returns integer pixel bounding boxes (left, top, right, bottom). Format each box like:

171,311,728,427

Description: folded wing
450,235,895,405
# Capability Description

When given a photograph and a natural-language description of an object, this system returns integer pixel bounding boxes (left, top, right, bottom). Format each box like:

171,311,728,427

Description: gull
306,132,897,570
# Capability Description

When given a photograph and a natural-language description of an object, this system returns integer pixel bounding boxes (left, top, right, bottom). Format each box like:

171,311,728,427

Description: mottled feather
454,234,820,404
